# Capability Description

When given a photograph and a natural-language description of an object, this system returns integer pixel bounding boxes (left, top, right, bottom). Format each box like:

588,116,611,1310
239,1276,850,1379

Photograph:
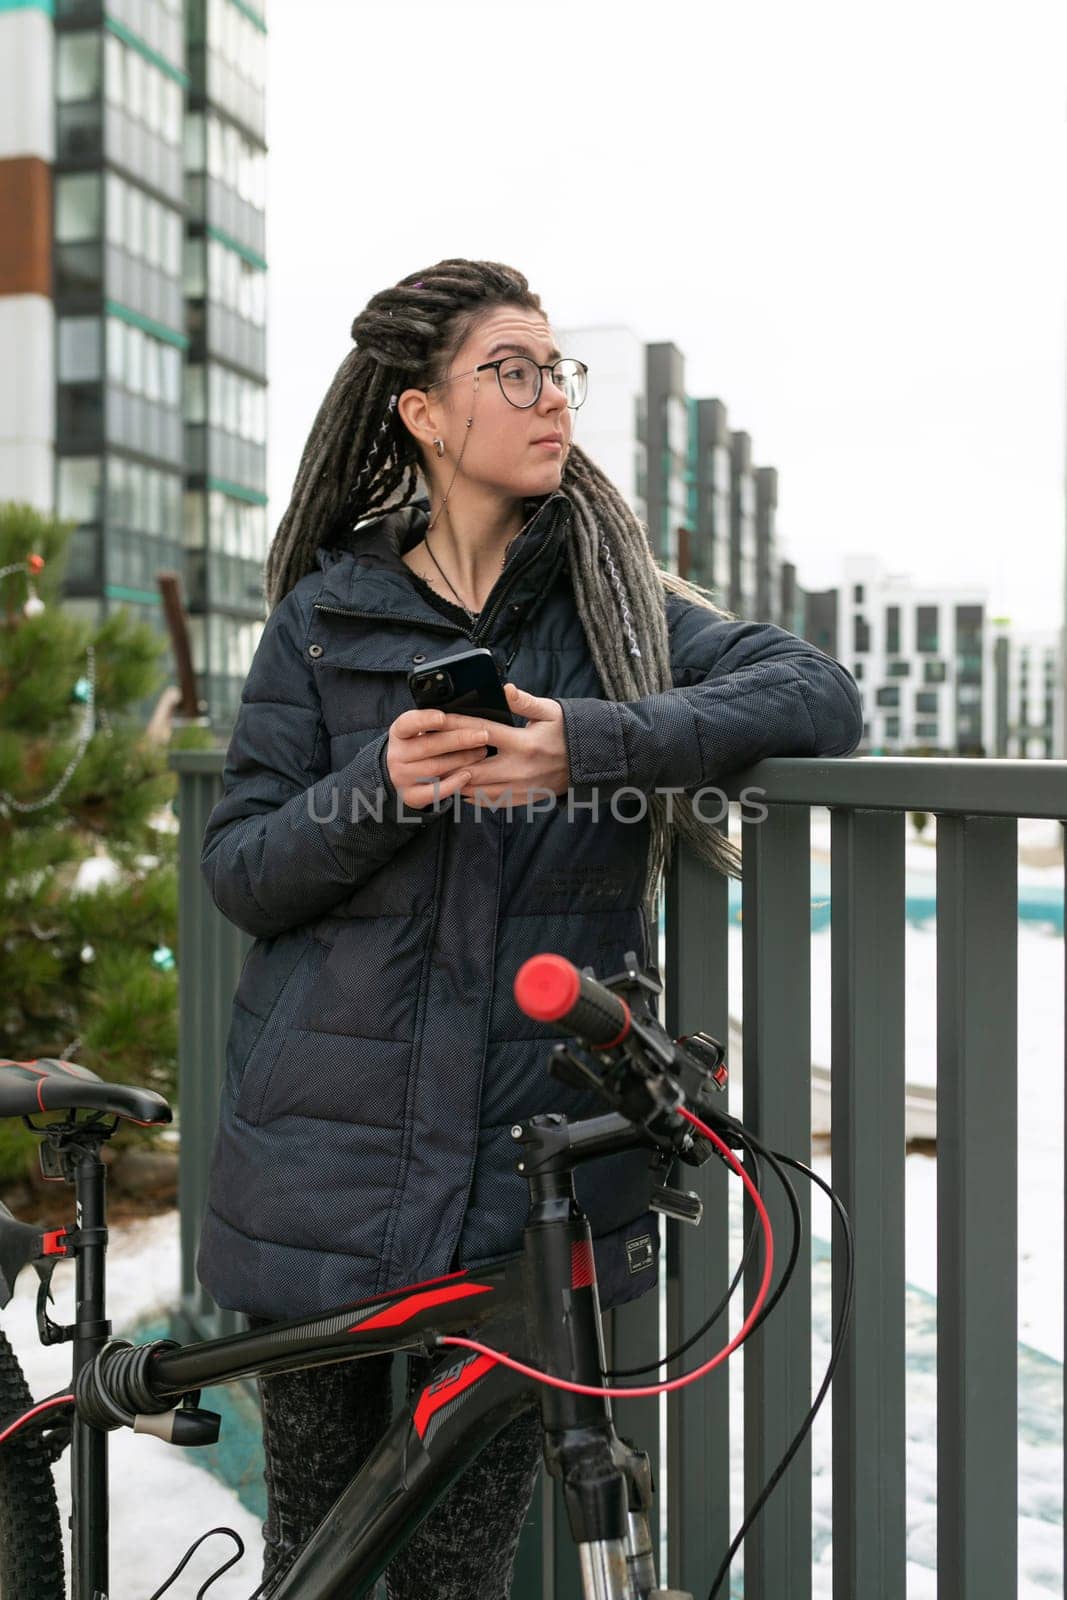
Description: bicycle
0,948,853,1600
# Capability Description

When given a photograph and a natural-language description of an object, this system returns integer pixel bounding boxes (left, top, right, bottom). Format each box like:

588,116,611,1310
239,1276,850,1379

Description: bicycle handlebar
514,953,633,1048
513,950,729,1164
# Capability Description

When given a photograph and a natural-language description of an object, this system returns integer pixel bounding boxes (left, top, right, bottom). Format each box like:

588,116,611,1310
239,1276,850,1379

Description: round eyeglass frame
426,356,589,410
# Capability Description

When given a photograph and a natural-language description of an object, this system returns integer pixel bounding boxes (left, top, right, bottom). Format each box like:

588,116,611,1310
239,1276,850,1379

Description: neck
422,484,532,602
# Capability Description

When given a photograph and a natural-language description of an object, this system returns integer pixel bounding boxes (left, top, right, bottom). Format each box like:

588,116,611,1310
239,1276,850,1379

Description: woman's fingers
406,748,490,782
400,767,475,809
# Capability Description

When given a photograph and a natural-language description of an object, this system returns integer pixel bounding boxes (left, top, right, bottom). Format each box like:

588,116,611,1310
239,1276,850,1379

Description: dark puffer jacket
196,490,862,1319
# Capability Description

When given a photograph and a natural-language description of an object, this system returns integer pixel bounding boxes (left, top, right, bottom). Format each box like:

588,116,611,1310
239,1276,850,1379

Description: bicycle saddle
0,1058,172,1126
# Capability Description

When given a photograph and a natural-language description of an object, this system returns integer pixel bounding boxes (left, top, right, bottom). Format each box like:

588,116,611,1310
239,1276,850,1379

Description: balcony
169,750,1067,1598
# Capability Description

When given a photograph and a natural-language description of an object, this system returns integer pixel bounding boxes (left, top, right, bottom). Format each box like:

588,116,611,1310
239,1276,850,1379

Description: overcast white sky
263,0,1067,633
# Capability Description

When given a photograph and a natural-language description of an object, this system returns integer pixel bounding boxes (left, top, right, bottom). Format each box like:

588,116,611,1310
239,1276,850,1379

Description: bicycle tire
0,1323,65,1599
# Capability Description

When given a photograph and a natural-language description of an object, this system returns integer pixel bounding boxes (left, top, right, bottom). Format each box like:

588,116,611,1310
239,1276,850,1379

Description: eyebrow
485,341,563,363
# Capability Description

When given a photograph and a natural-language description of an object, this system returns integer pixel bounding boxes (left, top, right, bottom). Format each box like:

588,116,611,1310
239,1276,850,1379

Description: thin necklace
420,510,537,622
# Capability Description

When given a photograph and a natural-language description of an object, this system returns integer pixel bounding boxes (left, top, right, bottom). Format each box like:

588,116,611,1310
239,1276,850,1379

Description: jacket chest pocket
317,665,412,743
312,623,467,745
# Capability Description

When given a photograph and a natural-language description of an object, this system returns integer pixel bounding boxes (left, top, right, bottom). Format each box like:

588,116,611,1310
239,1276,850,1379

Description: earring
433,437,445,457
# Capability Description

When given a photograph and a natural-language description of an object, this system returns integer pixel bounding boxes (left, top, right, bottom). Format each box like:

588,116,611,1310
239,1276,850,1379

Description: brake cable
436,1107,774,1401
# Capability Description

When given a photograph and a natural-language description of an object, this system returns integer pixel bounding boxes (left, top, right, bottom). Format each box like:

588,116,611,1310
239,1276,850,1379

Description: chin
526,462,565,495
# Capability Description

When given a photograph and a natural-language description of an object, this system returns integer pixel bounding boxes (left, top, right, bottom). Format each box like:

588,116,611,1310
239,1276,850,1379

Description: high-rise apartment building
645,341,687,571
728,430,757,618
0,0,268,726
990,623,1062,759
688,396,730,599
754,465,779,624
557,324,780,619
804,554,992,754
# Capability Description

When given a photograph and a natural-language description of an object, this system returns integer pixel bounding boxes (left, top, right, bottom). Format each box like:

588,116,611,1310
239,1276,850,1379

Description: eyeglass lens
498,357,587,409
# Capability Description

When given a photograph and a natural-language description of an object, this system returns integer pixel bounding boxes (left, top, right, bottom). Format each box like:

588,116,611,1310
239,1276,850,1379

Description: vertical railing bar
936,815,1018,1599
664,836,731,1590
742,802,813,1600
830,808,907,1599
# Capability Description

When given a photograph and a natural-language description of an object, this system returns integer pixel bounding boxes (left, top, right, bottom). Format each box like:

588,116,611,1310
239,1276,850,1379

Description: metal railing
168,748,1067,1599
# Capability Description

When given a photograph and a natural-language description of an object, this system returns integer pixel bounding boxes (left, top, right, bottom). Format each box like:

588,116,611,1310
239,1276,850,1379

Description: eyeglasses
426,356,588,410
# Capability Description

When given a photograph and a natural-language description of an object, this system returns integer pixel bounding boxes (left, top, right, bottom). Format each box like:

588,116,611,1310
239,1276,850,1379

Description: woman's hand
385,708,493,809
457,683,571,808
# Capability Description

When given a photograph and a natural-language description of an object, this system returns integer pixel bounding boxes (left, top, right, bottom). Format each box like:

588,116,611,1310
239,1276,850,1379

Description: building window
206,363,267,443
915,691,939,714
104,31,182,146
915,720,939,741
885,605,900,654
852,661,864,680
887,660,911,678
853,615,870,653
916,605,939,653
58,317,102,382
206,238,267,326
185,364,207,424
884,715,900,738
875,686,900,708
56,173,102,241
57,457,102,523
923,660,947,684
853,584,864,604
57,32,102,101
106,318,182,408
184,236,207,298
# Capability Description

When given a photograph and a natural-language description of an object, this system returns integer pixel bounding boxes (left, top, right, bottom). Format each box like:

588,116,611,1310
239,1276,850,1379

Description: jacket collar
313,490,572,633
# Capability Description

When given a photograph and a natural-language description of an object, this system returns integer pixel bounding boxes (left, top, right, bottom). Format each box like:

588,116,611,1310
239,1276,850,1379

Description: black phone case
407,647,516,758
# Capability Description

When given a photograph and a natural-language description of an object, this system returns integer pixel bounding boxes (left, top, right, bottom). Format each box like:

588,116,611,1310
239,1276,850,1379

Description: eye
501,365,527,382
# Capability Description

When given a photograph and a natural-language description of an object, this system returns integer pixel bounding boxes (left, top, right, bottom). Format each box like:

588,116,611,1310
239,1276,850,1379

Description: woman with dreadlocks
197,259,861,1596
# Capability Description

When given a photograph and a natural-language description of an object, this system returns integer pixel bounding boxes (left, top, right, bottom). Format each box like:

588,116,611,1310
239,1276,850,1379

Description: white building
554,324,647,524
991,623,1063,759
837,554,990,754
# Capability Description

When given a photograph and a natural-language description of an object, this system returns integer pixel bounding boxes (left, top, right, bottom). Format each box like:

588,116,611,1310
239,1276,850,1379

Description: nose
538,370,569,413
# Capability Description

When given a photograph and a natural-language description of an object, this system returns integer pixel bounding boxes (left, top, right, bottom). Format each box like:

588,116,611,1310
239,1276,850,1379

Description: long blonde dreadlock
265,259,743,912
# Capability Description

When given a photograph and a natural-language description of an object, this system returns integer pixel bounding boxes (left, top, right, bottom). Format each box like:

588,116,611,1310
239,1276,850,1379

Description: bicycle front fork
547,1429,693,1600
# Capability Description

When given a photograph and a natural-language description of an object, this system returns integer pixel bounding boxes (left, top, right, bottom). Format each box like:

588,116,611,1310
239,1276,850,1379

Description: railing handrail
170,747,1067,820
715,754,1067,817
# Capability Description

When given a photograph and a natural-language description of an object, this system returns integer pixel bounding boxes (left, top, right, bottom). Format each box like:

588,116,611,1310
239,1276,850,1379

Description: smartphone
407,647,517,758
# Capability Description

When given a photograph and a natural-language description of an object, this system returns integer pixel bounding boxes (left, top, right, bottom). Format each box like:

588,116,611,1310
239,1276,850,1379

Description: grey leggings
246,1315,543,1599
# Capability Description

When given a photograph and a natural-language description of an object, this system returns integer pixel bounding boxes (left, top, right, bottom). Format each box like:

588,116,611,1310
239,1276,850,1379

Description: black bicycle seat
0,1058,172,1126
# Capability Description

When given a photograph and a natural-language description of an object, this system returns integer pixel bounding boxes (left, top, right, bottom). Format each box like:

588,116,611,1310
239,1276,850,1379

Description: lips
533,436,564,447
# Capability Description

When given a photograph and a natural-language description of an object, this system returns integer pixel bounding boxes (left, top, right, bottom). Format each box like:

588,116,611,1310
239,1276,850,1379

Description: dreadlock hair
265,258,743,912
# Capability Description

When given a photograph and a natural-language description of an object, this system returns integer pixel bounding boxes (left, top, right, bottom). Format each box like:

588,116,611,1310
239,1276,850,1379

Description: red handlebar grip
514,953,580,1021
514,954,631,1048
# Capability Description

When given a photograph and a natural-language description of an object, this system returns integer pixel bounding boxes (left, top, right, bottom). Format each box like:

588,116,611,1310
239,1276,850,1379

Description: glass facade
52,0,268,727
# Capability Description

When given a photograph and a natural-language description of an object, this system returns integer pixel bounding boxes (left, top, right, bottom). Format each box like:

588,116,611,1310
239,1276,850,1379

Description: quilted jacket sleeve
200,583,445,940
556,594,863,793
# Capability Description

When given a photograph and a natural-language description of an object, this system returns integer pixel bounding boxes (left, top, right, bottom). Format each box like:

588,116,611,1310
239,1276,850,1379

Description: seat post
64,1133,113,1600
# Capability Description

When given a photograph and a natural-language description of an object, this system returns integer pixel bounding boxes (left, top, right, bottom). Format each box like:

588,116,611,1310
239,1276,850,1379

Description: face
399,305,576,504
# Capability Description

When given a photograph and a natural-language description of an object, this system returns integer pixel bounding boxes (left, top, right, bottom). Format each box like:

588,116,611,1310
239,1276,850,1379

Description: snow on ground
7,1212,262,1600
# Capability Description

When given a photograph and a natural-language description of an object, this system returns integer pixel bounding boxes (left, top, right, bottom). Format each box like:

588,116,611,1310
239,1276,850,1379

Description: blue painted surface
122,1316,266,1522
0,0,54,14
725,864,1064,935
